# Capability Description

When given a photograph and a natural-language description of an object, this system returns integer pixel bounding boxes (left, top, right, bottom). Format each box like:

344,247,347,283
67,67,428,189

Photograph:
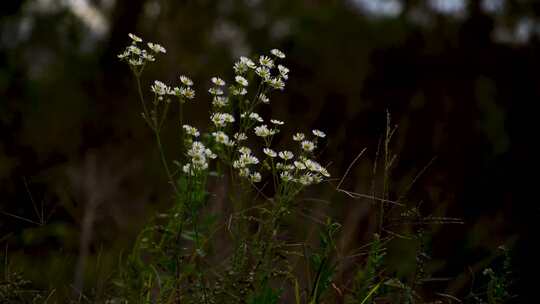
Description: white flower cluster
254,51,288,91
233,56,256,74
211,77,226,86
211,48,330,185
234,132,248,141
212,131,234,146
259,94,270,104
276,156,330,185
182,124,200,137
212,96,228,108
183,141,217,175
151,80,171,96
261,128,330,185
230,86,247,96
234,125,330,186
254,124,278,138
150,76,196,102
211,112,235,128
271,48,286,59
263,148,277,158
118,33,166,67
230,49,290,107
233,147,261,183
173,75,196,101
235,75,249,87
119,36,330,187
241,112,264,123
291,129,326,153
301,140,315,152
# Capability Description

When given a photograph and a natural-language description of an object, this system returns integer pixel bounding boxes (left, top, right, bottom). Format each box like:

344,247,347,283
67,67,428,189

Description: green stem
135,75,153,130
134,73,180,200
155,131,181,196
179,101,185,160
158,102,170,132
360,282,381,304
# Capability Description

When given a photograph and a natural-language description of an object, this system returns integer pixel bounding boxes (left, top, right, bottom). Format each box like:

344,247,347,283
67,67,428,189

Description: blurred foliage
0,0,534,302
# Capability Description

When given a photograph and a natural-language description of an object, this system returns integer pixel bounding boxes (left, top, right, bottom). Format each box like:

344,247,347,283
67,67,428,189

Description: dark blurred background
0,0,535,301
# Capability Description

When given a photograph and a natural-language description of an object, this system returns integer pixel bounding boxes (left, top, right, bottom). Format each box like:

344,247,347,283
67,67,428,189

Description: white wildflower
147,42,166,53
235,75,249,87
184,141,212,173
179,87,195,99
271,49,286,59
259,94,270,104
193,161,209,171
312,129,326,138
208,87,224,96
300,140,316,152
235,153,259,168
242,112,263,122
319,167,330,177
241,154,259,165
278,65,289,80
255,67,271,80
212,96,228,108
278,151,294,160
280,171,293,182
212,131,232,145
234,57,256,74
278,64,289,75
211,77,226,86
250,112,264,122
190,141,205,154
182,163,193,175
187,142,206,159
259,55,274,68
250,172,262,183
277,162,295,171
233,62,248,74
142,51,155,62
304,159,321,172
129,58,143,66
230,87,247,96
151,80,169,96
117,50,130,59
234,132,248,142
254,124,275,137
293,133,305,141
241,56,256,68
128,33,142,43
294,161,306,170
191,153,207,167
205,149,217,159
267,77,285,90
127,45,142,55
263,148,277,158
238,167,250,177
211,112,235,128
298,174,315,185
179,75,193,86
270,119,284,125
232,160,242,169
182,125,200,137
238,146,252,155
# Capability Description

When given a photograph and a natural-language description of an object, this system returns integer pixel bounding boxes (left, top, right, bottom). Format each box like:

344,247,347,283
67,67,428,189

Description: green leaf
247,284,282,304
